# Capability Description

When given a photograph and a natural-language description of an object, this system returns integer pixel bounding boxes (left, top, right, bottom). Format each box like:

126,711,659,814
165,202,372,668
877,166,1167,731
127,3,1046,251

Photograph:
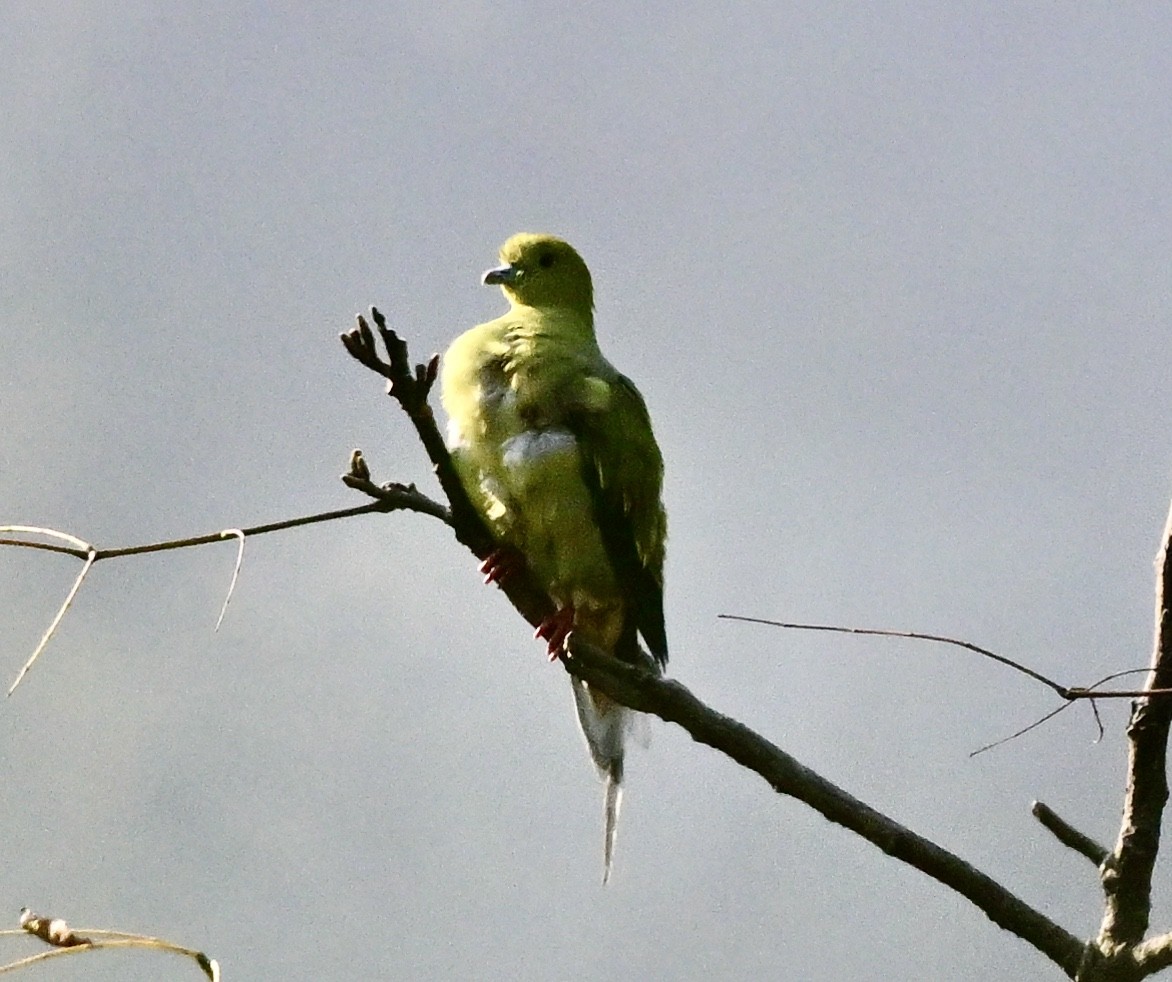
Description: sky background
2,3,1171,980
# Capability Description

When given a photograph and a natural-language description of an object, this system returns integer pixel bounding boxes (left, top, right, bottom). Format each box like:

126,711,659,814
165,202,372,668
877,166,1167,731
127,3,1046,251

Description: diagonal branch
560,640,1086,976
342,317,1096,978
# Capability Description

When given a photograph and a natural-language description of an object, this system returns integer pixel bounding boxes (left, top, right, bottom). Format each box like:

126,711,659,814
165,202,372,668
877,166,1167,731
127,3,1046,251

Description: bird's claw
536,606,576,660
480,547,525,586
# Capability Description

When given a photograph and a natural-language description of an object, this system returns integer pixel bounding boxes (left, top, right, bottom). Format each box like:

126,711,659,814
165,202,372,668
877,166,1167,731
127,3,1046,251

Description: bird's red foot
536,605,576,661
479,547,526,586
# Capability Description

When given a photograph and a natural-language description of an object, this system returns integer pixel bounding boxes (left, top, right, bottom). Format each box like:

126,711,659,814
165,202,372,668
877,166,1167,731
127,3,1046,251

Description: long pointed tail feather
570,678,627,881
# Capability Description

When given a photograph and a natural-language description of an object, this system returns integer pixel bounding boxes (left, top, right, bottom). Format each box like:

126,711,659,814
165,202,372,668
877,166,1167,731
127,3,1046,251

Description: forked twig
970,670,1141,757
719,614,1172,701
340,310,552,627
2,486,449,694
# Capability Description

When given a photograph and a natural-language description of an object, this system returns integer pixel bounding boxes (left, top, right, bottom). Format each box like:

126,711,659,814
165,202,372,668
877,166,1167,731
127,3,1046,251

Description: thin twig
0,526,90,550
2,908,217,978
718,614,1070,695
0,502,403,564
94,501,398,559
0,936,217,979
214,530,246,632
719,614,1172,702
1090,698,1106,744
970,669,1139,757
969,702,1078,757
2,491,449,693
8,548,97,696
0,538,87,558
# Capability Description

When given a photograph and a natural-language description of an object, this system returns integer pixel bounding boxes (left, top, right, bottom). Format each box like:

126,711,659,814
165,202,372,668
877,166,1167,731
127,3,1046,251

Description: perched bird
440,233,667,881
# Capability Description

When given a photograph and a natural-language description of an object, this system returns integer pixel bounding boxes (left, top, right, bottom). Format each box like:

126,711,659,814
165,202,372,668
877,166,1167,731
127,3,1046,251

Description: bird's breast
501,428,578,470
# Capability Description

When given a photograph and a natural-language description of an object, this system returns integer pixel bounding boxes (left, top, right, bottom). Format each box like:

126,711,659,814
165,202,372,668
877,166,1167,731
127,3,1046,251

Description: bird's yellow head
483,233,594,315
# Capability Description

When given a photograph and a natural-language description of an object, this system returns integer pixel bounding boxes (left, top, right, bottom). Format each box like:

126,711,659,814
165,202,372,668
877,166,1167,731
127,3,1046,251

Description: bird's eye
538,252,556,269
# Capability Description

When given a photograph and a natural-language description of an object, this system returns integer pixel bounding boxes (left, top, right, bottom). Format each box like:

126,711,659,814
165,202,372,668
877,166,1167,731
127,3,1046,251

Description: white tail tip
602,774,622,884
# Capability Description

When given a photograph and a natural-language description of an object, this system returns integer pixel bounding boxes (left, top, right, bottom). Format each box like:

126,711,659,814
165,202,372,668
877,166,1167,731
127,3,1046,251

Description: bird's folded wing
567,372,668,666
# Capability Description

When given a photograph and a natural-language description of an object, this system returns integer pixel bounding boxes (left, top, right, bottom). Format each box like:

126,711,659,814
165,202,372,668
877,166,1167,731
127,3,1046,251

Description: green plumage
441,233,667,667
439,233,668,881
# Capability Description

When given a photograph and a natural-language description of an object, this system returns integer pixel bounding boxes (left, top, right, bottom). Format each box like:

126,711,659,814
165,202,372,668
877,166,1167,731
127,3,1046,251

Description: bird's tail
569,678,626,883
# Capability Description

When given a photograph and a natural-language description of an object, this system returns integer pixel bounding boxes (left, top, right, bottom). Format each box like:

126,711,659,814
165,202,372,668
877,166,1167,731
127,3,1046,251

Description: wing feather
568,373,667,667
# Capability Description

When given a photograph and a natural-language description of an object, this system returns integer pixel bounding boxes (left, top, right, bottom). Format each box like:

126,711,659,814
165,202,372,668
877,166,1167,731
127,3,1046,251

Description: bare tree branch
560,640,1087,975
1098,502,1172,949
719,614,1072,695
719,615,1172,702
340,308,493,556
1,486,448,692
2,501,409,563
340,309,555,630
341,318,1103,977
0,908,218,978
16,313,1164,979
1133,935,1172,978
1032,801,1109,867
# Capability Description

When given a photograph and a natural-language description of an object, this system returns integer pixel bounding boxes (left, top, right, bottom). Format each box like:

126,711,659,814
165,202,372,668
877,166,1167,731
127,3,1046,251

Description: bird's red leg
479,546,526,586
535,605,576,661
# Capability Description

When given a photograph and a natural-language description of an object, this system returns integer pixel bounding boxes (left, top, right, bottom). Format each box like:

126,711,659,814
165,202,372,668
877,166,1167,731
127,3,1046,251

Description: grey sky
2,3,1170,979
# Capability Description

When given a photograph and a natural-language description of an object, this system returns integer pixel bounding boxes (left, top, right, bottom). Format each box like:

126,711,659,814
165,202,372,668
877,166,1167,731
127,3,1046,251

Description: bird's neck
509,302,596,340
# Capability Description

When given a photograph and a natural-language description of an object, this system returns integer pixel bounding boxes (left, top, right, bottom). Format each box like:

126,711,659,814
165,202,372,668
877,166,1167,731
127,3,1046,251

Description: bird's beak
482,263,521,286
